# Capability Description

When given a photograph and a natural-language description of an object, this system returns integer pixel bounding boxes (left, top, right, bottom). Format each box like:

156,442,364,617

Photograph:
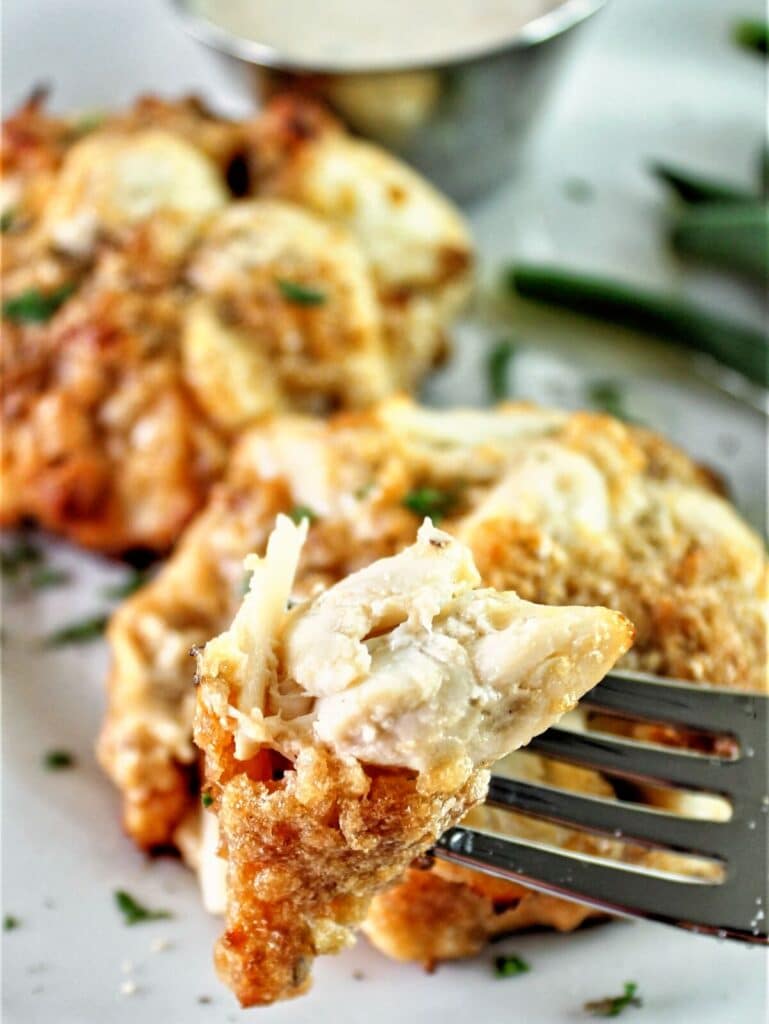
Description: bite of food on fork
193,515,633,1006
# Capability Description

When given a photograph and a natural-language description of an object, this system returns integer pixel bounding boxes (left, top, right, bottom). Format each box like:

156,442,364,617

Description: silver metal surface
171,0,608,200
435,672,769,945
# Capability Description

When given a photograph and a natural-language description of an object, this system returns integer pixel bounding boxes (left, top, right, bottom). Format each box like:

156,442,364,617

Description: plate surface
2,1,767,1021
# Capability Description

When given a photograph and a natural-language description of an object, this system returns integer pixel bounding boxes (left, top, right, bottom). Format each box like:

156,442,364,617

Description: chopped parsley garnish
494,954,530,978
1,536,43,577
288,505,318,524
586,380,629,421
103,570,149,600
277,279,327,306
3,915,20,931
402,487,457,524
585,982,643,1018
30,567,71,590
43,613,109,647
72,111,105,136
1,536,71,592
43,749,76,771
201,791,214,808
564,177,595,202
734,18,768,56
487,338,518,400
114,890,172,926
3,282,76,324
1,209,15,233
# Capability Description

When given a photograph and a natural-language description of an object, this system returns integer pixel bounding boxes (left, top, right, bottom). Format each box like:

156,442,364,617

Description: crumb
119,979,139,997
150,936,172,953
352,969,366,981
31,985,45,995
120,959,134,974
43,899,56,910
197,995,212,1004
27,963,48,975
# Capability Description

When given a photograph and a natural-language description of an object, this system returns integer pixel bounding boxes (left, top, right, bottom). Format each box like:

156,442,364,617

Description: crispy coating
192,517,631,1004
98,399,767,958
201,743,488,1004
1,94,472,553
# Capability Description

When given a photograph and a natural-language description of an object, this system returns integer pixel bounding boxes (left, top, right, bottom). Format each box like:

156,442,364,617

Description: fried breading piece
193,517,632,1005
98,401,767,940
1,95,472,553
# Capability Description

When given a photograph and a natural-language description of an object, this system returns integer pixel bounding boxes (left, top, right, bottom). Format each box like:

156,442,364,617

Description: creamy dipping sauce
186,0,566,70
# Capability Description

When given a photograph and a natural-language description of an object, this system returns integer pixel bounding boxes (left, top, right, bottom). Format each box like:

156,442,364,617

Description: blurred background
3,0,766,521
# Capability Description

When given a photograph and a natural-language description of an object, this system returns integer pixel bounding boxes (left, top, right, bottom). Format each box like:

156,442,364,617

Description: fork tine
526,727,740,793
588,671,764,738
434,827,768,944
486,776,729,860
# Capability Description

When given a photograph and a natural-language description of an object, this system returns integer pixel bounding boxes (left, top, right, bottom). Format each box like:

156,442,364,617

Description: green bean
506,264,768,387
651,162,754,204
670,202,768,280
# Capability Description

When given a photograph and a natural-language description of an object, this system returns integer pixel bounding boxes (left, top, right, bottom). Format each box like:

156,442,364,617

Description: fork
434,670,769,945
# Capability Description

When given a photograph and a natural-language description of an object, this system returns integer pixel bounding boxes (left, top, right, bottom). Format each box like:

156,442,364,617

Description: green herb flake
564,178,595,202
585,982,643,1018
3,282,76,324
3,914,20,931
114,890,172,926
43,613,109,648
1,209,15,233
586,380,629,421
72,111,105,136
201,791,214,808
103,570,149,600
277,279,327,306
43,749,76,771
494,954,530,978
401,487,457,524
487,338,518,400
1,537,43,577
288,505,318,524
734,18,768,56
30,567,71,590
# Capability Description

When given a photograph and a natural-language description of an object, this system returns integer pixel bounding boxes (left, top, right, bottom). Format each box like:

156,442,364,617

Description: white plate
2,1,767,1021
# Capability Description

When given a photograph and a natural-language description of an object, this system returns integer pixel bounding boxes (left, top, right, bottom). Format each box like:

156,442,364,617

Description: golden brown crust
2,95,472,553
98,400,766,963
191,516,633,1004
200,744,486,1005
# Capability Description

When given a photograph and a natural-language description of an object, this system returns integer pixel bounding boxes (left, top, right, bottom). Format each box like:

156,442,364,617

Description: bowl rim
171,0,608,75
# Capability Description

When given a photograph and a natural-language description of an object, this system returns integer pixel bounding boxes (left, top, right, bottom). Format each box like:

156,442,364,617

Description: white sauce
188,0,563,70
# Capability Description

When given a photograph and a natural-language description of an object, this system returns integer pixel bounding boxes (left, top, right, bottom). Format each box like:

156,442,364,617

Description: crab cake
1,95,472,553
193,517,632,1005
98,397,766,953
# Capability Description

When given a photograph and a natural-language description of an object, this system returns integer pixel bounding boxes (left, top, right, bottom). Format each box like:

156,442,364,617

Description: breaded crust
1,94,472,553
98,400,767,958
192,517,631,1004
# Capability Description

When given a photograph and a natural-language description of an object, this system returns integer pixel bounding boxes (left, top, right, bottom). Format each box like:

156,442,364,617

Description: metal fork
435,670,769,944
